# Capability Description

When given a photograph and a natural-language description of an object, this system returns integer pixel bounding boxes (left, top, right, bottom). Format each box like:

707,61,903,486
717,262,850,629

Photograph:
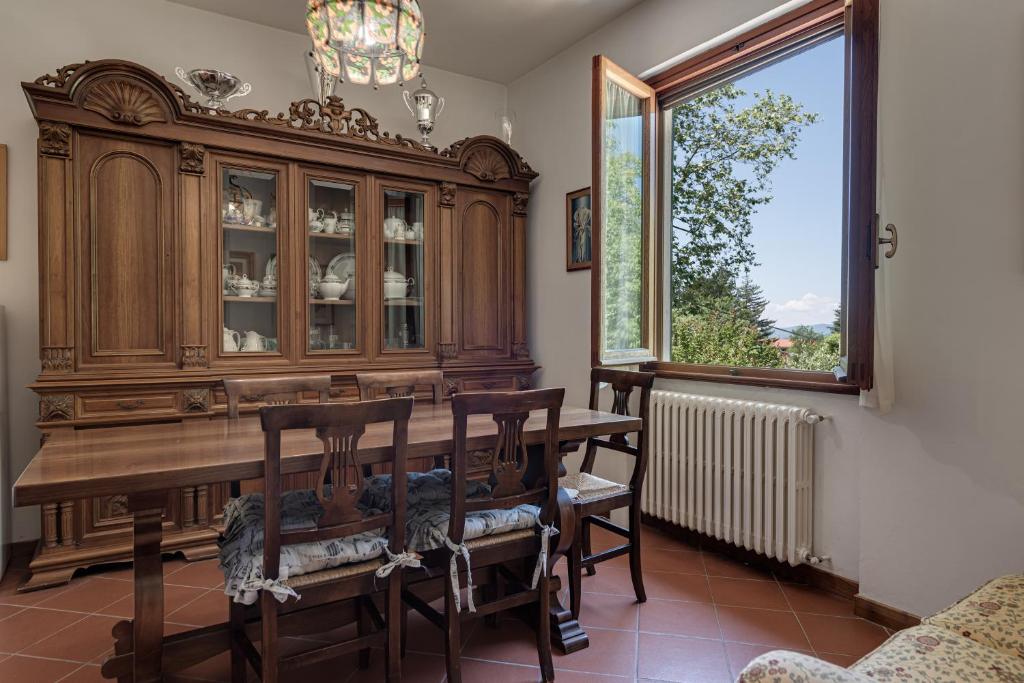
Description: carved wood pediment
83,79,167,126
464,147,511,182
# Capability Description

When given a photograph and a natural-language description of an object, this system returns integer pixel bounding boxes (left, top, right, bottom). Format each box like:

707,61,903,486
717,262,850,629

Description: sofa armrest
738,651,871,683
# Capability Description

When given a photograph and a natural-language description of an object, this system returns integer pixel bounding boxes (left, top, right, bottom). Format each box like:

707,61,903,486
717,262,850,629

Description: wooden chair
402,388,570,683
228,397,415,683
357,370,445,469
356,370,444,403
223,375,332,496
563,368,654,619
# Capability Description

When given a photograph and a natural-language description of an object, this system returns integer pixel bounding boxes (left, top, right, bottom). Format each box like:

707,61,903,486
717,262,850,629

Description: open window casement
590,55,658,367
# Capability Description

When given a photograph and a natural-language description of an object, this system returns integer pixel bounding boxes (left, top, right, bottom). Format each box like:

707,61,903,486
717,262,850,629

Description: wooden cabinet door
457,189,511,358
76,134,177,368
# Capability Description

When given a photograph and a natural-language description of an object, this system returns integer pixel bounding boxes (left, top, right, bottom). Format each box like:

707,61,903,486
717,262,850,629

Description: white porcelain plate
326,253,356,300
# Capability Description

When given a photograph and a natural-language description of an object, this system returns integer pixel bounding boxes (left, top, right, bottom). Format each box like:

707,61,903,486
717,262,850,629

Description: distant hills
772,323,833,340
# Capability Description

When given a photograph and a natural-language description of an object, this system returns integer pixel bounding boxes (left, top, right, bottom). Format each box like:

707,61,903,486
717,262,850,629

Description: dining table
13,401,641,683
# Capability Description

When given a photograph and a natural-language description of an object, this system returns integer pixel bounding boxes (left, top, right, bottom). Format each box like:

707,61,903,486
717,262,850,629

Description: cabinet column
512,193,530,359
178,143,207,368
437,182,458,362
38,122,75,374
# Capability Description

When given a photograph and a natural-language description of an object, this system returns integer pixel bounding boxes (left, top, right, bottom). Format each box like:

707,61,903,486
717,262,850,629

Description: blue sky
718,35,845,330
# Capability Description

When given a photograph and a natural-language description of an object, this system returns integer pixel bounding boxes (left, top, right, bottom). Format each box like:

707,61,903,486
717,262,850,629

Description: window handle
879,223,897,259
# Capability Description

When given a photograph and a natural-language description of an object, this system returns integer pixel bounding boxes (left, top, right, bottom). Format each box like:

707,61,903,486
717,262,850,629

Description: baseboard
1,539,37,577
854,593,921,631
640,513,859,599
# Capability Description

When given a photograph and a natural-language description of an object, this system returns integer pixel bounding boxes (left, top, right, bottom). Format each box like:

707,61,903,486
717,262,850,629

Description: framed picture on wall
566,186,592,271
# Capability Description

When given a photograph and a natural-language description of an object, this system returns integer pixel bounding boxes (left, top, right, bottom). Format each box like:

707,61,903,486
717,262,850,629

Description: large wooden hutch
22,59,537,589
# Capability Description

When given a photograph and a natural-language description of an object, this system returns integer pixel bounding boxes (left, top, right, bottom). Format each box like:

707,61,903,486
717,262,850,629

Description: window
591,0,879,394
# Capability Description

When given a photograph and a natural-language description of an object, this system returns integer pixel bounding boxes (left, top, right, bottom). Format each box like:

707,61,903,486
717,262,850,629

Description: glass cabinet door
382,189,425,350
307,178,358,352
221,166,280,354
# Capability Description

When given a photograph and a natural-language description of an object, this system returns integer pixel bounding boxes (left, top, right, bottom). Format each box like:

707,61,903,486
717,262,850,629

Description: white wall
510,0,1024,617
0,0,507,542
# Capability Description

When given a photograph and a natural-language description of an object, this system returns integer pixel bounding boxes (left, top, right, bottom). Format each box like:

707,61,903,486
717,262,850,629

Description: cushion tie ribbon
531,520,560,590
237,577,300,604
375,549,422,579
443,537,476,613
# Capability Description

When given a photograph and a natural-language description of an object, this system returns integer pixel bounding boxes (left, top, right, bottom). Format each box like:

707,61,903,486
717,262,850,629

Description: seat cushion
850,624,1024,682
922,574,1024,659
560,472,629,503
362,469,492,512
219,490,387,605
406,500,540,553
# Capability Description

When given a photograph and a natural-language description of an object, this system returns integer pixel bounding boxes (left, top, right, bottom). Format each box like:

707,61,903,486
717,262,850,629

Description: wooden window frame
627,0,878,395
590,56,658,367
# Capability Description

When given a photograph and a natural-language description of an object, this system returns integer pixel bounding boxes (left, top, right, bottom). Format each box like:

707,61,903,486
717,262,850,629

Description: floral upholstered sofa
738,574,1024,682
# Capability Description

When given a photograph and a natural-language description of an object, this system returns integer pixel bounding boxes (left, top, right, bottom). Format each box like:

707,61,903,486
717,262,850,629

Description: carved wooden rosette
515,374,532,390
488,412,530,498
180,345,207,368
178,142,205,175
38,122,71,157
42,346,74,373
315,425,367,526
182,388,210,413
443,377,459,397
40,394,74,421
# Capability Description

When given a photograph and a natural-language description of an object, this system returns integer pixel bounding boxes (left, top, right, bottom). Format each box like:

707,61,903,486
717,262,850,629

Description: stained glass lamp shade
306,0,424,89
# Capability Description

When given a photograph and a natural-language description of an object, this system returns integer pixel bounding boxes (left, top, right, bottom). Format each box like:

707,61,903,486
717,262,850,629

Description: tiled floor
0,525,890,682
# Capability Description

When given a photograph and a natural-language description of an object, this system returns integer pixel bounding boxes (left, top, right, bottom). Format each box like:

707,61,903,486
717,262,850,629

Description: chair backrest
259,398,414,582
585,367,655,488
447,388,564,545
223,375,332,419
356,370,444,404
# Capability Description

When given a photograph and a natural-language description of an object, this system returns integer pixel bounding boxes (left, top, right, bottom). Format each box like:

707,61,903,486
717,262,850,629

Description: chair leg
483,566,498,628
628,504,646,604
228,601,246,683
536,573,555,682
443,578,462,683
582,516,596,577
260,595,279,683
568,522,584,620
386,574,402,682
357,596,372,669
400,601,409,657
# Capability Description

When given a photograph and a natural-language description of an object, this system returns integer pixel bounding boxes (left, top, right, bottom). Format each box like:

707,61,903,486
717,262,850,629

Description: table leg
127,491,167,683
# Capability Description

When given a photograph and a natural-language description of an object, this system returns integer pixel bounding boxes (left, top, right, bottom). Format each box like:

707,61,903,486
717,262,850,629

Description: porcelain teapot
241,330,267,352
383,215,406,239
383,266,414,299
308,207,325,232
233,274,259,298
222,263,236,294
223,327,241,352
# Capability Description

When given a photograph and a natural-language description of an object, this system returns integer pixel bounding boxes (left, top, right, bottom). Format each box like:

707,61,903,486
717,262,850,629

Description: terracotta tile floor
0,525,890,682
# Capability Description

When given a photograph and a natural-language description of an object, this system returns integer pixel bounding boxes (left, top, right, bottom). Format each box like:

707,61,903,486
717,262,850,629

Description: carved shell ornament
83,80,167,126
464,148,511,182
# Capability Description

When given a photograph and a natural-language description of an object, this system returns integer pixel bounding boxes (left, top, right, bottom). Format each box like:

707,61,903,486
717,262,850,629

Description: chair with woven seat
563,367,654,619
402,388,571,683
223,375,333,497
224,397,416,683
357,370,446,470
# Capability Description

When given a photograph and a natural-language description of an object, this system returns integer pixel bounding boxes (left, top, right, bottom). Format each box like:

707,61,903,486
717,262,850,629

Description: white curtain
859,112,895,413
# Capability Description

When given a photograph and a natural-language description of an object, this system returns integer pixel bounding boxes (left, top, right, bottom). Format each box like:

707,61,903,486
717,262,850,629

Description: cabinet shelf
224,296,277,303
309,298,355,305
309,231,354,241
384,297,423,306
223,223,277,234
384,238,423,246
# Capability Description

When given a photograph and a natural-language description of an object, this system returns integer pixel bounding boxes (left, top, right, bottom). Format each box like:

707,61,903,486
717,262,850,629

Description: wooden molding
180,344,207,368
181,388,210,413
83,79,167,126
178,142,205,175
854,593,921,631
512,193,529,216
41,346,74,373
439,182,457,207
39,394,74,422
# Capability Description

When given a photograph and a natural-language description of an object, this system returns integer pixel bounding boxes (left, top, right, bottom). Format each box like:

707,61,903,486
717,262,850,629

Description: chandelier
306,0,424,92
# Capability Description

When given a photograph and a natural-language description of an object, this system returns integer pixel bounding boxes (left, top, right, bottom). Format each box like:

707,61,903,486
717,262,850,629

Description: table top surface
14,403,640,506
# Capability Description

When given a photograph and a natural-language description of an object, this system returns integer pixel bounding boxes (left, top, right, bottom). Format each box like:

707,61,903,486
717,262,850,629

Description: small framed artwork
228,250,256,279
566,186,591,271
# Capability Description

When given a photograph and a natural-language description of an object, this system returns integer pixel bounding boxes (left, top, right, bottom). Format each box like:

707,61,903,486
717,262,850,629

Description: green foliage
785,327,841,371
602,134,644,351
671,297,783,368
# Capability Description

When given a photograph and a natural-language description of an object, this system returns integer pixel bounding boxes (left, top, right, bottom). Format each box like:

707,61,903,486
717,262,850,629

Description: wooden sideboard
21,59,538,590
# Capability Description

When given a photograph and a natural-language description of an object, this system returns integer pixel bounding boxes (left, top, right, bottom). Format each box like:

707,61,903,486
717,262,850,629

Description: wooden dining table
13,402,641,682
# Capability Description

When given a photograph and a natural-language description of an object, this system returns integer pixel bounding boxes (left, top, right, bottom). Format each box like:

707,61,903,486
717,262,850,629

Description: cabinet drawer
78,391,180,419
458,377,516,393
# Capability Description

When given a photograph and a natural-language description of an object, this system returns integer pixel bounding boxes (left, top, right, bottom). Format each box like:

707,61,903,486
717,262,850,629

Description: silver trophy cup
403,77,445,149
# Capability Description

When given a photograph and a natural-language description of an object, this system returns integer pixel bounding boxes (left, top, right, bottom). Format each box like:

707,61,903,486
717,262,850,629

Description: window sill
641,361,860,396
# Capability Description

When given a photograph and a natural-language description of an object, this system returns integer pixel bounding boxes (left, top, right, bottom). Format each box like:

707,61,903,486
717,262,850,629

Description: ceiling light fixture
306,0,424,94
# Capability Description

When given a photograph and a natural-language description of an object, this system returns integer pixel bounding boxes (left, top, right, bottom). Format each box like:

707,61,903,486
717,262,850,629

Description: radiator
642,390,823,566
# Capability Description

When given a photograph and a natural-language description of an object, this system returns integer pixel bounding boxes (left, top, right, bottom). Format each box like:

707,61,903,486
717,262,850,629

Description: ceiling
168,0,645,83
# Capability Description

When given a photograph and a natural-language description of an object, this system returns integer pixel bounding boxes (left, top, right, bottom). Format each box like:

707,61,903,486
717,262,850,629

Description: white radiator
642,390,822,566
